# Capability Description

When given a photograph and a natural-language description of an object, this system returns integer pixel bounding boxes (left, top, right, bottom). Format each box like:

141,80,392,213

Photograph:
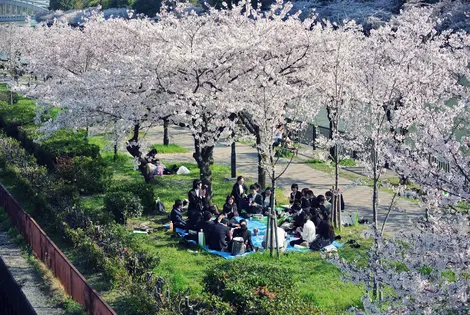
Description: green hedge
104,192,143,224
0,101,100,169
204,259,320,314
107,182,156,214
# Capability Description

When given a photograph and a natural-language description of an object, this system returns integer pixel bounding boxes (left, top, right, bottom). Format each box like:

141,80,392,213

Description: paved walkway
135,126,424,235
0,232,65,315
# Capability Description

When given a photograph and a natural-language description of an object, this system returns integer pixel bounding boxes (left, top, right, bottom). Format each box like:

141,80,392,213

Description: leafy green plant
204,258,320,314
104,191,143,224
35,129,100,169
56,155,112,196
107,182,156,214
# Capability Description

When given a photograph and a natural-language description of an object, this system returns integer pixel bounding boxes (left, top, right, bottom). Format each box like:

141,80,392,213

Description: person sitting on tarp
317,214,335,243
317,195,330,217
195,211,214,246
230,219,254,252
208,216,232,252
261,187,275,215
290,213,316,247
325,190,345,212
247,184,264,214
223,195,239,217
231,176,248,211
289,183,302,208
170,200,186,229
263,225,287,252
310,214,336,250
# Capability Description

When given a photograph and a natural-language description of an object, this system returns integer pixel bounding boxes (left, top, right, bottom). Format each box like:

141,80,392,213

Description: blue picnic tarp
163,217,343,259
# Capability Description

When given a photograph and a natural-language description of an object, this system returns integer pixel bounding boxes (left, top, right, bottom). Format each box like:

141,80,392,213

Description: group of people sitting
286,184,342,250
169,177,344,254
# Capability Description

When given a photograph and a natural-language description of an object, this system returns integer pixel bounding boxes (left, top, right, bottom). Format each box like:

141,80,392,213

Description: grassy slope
88,144,368,313
0,85,367,313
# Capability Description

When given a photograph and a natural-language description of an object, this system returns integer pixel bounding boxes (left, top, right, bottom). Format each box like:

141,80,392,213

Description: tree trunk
163,118,169,146
327,107,335,161
133,124,140,141
193,138,214,204
256,135,266,188
334,144,342,231
372,148,378,228
312,125,317,150
271,175,280,258
114,142,118,161
231,131,236,178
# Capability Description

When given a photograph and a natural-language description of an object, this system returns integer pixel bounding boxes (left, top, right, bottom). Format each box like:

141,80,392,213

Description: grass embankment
83,148,369,313
0,84,369,313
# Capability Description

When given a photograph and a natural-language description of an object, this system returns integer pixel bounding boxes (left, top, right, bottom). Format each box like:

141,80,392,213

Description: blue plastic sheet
164,217,344,259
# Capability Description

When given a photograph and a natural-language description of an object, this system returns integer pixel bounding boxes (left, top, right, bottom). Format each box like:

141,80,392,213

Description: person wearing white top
300,219,316,243
263,226,287,251
290,214,317,247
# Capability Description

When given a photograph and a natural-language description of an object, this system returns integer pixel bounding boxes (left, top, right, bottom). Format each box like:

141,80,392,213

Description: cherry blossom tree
306,19,364,229
335,210,470,314
341,7,468,228
0,24,29,105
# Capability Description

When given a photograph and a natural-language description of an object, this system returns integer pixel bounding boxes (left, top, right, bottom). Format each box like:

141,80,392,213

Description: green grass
0,87,366,313
0,83,9,92
124,215,369,314
151,143,190,154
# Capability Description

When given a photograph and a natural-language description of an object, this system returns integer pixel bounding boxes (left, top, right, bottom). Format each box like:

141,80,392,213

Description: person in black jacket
231,219,254,252
247,184,263,214
187,179,204,230
170,200,186,229
317,214,335,242
231,176,248,210
196,211,214,246
208,217,232,251
289,183,302,211
223,195,239,217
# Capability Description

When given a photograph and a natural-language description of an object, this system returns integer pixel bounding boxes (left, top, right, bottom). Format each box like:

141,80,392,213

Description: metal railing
0,184,116,315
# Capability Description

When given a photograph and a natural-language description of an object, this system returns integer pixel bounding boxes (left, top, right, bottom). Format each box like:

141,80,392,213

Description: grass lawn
151,143,190,154
0,90,369,314
77,152,369,313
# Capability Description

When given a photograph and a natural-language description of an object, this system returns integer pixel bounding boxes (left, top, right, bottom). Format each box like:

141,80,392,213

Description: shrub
107,182,156,214
104,192,143,224
35,130,100,169
204,258,320,314
55,156,111,194
0,101,35,137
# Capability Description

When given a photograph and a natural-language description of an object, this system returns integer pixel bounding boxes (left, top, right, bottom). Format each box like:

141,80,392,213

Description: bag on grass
177,166,190,175
156,200,165,213
310,236,331,251
231,237,246,256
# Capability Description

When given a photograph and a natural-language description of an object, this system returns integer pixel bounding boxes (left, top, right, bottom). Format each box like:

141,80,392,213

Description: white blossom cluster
2,3,470,312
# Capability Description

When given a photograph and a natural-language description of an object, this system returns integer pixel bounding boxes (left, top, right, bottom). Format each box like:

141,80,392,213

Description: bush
104,192,143,224
55,156,111,195
0,101,36,136
107,182,156,214
204,258,320,314
35,130,100,169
